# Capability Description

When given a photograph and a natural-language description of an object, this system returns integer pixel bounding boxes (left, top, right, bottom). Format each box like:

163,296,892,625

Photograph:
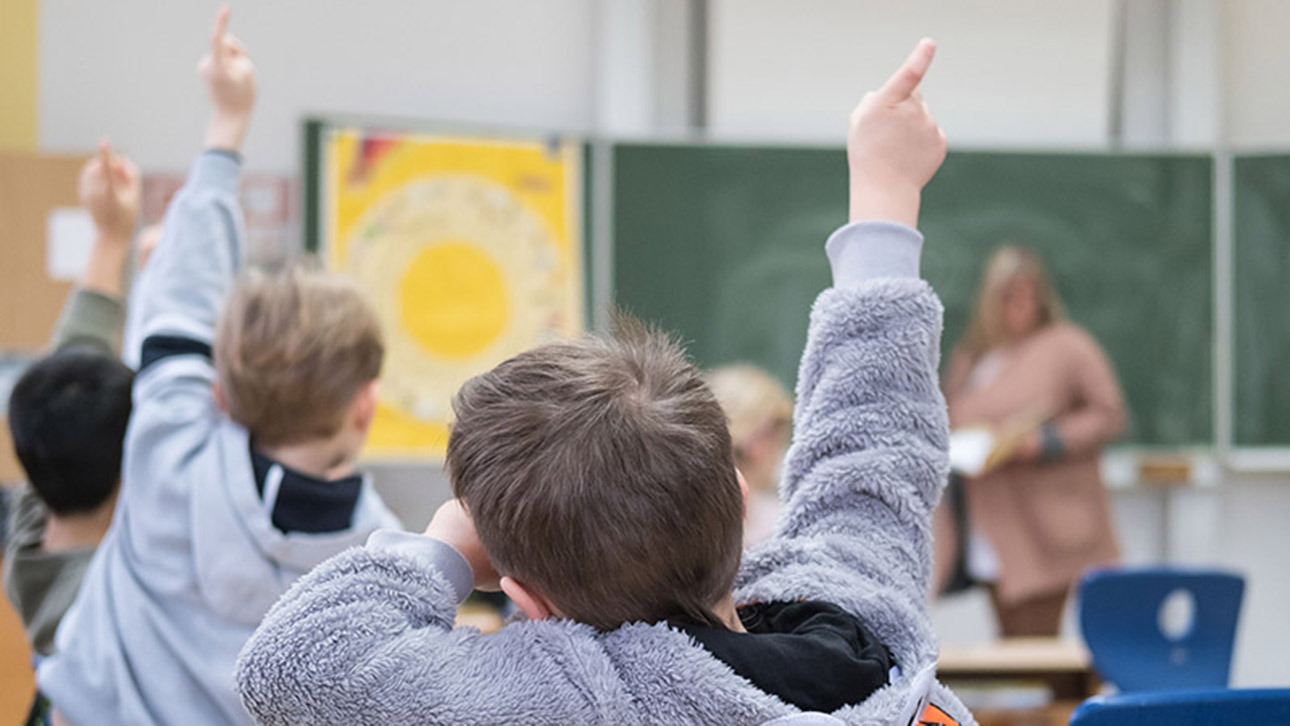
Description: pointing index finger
98,140,116,190
210,6,231,59
880,38,936,102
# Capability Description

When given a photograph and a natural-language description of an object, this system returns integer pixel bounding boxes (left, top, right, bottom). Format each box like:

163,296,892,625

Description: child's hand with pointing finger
847,39,948,228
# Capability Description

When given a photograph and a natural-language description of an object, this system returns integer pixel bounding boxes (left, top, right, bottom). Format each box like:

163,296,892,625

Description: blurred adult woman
935,246,1127,637
707,364,792,547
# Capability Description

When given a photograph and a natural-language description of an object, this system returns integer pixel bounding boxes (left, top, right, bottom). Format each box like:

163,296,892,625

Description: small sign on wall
46,207,96,281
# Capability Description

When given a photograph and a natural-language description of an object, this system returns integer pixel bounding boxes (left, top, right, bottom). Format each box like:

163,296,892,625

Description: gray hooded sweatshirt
235,220,976,726
37,152,401,726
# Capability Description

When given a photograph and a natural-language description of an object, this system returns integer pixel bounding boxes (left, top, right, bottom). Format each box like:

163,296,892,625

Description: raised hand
424,500,503,592
77,141,141,295
199,6,257,152
79,140,141,245
846,39,947,227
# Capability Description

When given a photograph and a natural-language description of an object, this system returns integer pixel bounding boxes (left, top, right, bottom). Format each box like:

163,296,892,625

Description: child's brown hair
214,266,384,447
447,319,743,630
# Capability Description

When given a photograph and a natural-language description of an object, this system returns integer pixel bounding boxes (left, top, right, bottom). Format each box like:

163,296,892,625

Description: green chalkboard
612,145,1213,446
1233,155,1290,446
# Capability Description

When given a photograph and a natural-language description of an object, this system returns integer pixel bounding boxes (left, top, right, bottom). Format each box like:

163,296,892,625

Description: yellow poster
322,128,584,459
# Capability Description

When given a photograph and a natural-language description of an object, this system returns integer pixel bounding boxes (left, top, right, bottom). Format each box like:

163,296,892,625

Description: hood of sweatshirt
190,421,401,626
674,600,896,713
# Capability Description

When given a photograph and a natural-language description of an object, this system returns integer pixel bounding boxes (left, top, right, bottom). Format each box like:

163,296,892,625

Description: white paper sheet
47,207,96,281
948,428,996,477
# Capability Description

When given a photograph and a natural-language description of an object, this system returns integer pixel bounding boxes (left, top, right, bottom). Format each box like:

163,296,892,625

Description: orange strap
919,703,961,726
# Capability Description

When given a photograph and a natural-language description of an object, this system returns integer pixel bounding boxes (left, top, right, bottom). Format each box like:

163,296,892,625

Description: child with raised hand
5,141,140,662
238,40,970,726
37,8,399,726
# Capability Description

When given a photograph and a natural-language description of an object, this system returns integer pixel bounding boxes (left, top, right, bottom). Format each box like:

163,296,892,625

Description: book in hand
947,412,1044,477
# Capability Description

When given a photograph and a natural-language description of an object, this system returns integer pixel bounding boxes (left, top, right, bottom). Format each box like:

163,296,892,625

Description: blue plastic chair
1070,688,1290,726
1078,567,1244,692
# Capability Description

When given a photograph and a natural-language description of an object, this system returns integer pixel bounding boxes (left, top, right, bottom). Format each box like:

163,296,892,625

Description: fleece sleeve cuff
366,529,474,604
188,150,243,195
825,220,924,288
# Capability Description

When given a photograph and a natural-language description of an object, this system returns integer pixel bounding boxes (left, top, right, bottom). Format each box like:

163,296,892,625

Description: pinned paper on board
320,127,584,460
46,207,96,281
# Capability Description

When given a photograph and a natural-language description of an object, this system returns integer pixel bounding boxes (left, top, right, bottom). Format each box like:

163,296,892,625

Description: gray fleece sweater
37,152,401,726
236,221,974,726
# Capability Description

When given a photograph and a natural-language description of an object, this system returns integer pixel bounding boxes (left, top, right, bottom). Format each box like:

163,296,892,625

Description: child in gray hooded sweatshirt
237,39,974,726
37,10,399,726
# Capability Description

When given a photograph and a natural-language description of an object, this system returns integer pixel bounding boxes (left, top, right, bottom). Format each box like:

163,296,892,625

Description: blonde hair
962,245,1067,357
706,364,793,454
215,265,384,447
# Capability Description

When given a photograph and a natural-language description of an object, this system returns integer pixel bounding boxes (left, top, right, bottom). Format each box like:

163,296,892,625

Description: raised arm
737,41,950,623
236,507,600,725
124,7,255,496
134,7,253,356
51,143,139,355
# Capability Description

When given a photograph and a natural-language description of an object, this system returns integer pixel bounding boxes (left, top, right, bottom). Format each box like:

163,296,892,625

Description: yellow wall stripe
0,0,38,150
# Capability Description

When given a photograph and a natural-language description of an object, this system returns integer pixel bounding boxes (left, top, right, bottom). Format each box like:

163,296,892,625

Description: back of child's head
447,319,743,630
215,265,383,447
8,349,134,515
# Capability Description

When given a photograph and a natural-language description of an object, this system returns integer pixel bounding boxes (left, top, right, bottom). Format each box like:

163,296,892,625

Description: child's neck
713,594,747,633
259,439,356,481
43,502,115,553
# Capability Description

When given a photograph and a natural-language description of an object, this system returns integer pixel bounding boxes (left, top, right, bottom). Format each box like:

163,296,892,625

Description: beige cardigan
935,323,1127,604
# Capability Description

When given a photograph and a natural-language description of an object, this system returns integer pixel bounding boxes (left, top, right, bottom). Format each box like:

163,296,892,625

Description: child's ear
736,468,749,516
213,382,230,414
501,576,555,621
351,380,380,432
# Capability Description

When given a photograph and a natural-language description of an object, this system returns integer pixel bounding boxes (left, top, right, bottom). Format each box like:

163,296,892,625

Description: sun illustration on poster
348,175,568,423
323,129,583,458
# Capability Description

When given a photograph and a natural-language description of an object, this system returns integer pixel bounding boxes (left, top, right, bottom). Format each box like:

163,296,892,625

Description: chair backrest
1069,688,1290,726
1078,567,1244,692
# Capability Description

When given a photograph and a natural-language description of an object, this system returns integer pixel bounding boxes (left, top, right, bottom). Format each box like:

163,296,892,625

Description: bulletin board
0,151,91,352
0,151,91,483
307,122,585,459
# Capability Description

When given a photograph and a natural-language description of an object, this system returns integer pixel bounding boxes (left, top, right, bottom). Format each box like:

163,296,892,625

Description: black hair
8,349,134,515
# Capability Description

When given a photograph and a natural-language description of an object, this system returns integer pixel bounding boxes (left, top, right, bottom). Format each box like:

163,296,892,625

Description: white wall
707,0,1290,149
39,0,597,172
708,0,1115,146
1213,477,1290,686
1222,0,1290,146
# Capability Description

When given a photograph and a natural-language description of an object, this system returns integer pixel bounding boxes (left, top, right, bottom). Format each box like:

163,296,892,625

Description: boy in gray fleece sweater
237,39,972,726
37,10,398,725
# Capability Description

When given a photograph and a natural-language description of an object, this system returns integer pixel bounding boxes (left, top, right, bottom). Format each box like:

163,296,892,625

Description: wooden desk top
939,637,1092,674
